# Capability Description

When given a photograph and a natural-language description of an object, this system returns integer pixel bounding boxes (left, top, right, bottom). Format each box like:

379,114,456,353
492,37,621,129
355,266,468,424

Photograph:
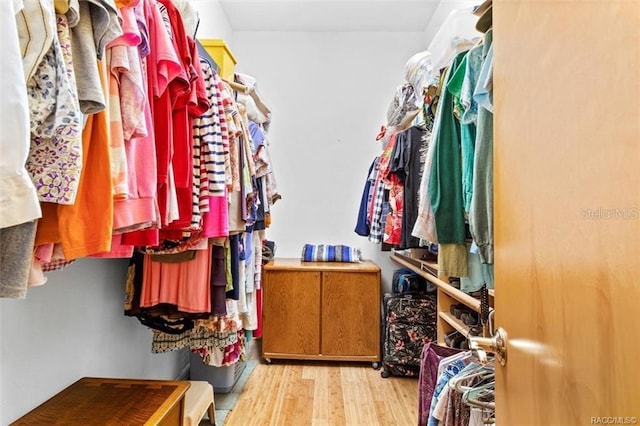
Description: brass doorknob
468,327,508,366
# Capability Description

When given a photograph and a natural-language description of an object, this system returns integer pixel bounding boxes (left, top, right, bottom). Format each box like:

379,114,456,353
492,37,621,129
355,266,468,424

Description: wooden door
321,271,380,358
493,1,640,424
262,270,321,356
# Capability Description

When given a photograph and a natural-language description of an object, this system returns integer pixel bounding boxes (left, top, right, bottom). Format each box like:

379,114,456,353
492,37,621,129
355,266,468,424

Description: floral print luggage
381,292,437,378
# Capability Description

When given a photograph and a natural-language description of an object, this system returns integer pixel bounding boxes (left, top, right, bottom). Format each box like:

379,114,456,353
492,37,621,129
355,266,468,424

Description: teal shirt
470,29,494,264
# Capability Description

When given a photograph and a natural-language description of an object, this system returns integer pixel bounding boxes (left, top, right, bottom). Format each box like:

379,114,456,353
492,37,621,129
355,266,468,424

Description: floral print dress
26,13,82,205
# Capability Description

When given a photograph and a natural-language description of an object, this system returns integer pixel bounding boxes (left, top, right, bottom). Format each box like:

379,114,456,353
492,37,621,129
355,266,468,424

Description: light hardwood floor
223,359,419,426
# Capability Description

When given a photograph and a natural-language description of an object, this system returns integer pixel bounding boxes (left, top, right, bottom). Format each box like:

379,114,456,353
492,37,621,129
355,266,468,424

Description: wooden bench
11,377,190,425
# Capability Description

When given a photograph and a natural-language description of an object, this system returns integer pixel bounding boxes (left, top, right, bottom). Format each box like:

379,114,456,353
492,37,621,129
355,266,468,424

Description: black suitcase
392,268,427,293
380,292,437,378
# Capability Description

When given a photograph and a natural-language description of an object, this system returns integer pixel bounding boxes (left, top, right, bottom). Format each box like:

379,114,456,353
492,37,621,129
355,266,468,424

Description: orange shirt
36,61,114,259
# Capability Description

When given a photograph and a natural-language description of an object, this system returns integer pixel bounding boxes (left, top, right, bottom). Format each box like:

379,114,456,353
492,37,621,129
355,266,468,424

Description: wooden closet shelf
389,253,443,283
437,283,482,312
390,253,482,311
390,251,494,343
438,312,472,337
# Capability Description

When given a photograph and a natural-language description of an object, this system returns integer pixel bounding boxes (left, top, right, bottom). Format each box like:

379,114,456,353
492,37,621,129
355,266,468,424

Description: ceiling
218,0,480,33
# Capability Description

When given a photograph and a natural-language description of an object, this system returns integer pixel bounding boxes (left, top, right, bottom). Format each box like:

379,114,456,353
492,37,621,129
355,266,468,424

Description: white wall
231,31,429,291
424,0,482,44
0,259,189,424
191,0,233,43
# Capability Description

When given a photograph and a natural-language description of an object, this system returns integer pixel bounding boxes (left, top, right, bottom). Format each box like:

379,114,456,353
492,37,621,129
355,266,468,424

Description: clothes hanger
223,79,250,95
476,5,493,34
450,368,494,394
249,90,272,116
235,73,273,116
463,378,495,395
437,348,476,377
446,360,482,383
473,0,492,17
441,348,475,366
448,362,494,394
196,40,220,73
192,15,200,39
462,380,496,410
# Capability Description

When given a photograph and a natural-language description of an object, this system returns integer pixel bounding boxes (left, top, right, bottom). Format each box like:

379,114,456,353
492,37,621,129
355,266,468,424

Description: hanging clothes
7,0,277,374
354,158,377,237
26,12,83,206
427,6,481,79
411,74,445,244
35,60,114,260
418,342,464,426
428,50,468,247
446,42,482,215
469,30,494,265
0,0,41,229
376,132,402,246
389,125,428,249
0,0,43,298
109,3,157,238
140,247,212,313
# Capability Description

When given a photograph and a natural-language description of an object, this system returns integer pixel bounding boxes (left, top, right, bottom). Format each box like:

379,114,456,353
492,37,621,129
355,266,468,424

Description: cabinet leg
372,362,381,370
264,358,272,365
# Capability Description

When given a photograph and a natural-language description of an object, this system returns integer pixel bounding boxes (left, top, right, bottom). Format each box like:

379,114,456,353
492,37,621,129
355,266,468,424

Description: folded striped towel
301,244,362,263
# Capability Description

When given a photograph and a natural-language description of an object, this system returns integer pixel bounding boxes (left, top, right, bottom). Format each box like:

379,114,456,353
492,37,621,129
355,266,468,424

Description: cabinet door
321,271,380,357
262,270,320,356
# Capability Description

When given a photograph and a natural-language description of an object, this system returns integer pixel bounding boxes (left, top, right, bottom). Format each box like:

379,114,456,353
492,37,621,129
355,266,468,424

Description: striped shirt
367,158,386,244
193,60,229,198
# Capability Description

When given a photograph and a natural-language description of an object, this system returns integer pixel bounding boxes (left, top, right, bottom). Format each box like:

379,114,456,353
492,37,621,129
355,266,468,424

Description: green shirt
428,50,469,244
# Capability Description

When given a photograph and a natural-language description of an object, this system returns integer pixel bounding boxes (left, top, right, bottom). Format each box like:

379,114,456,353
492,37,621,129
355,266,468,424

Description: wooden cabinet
390,251,494,345
262,267,321,356
262,258,381,363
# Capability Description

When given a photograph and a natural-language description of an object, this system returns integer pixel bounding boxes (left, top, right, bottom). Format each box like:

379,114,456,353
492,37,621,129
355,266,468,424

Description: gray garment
0,220,37,299
71,0,122,114
71,1,104,113
66,0,80,27
469,30,494,265
87,0,121,60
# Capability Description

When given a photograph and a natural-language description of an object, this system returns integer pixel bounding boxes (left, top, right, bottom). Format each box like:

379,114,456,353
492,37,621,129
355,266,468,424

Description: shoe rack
390,251,494,347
